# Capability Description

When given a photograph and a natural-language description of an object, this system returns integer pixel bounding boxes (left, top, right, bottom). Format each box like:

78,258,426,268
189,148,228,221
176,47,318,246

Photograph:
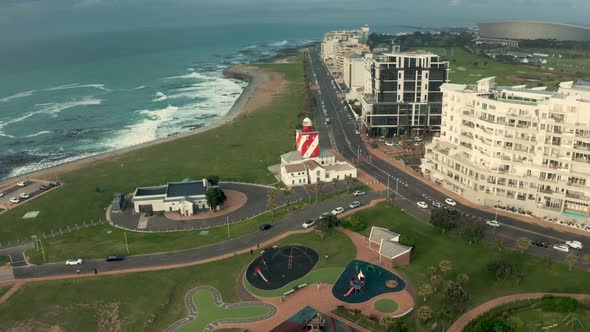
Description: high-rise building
342,53,366,90
421,78,590,225
358,52,449,137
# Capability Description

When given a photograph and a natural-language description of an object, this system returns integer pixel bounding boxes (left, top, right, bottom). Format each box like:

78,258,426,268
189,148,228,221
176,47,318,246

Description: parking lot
0,180,60,210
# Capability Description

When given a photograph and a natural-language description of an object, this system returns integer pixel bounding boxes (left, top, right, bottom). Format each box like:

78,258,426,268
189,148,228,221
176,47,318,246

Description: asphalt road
14,192,380,279
305,49,590,262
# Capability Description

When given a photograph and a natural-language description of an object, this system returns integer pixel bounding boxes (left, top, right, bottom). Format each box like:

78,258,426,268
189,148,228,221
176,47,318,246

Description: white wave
152,91,168,102
0,91,34,103
163,72,213,81
242,45,257,49
271,40,288,46
0,132,15,138
7,151,99,179
133,85,146,90
187,68,194,71
23,130,52,138
0,83,109,104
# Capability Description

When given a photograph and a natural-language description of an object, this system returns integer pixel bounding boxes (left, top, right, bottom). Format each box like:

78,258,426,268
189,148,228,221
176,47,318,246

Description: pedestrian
325,254,329,260
257,243,260,248
76,269,80,275
250,249,254,255
94,268,98,275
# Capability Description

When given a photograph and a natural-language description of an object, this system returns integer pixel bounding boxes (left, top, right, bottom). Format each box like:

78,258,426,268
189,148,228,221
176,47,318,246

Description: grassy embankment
344,202,590,331
0,63,304,244
0,231,355,331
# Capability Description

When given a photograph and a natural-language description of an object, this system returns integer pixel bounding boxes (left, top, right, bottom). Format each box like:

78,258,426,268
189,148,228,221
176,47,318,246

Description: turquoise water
563,210,587,219
0,25,321,179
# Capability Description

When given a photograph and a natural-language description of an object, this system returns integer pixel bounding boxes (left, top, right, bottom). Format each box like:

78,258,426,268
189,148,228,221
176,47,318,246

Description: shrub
540,295,578,313
343,215,368,232
399,234,416,247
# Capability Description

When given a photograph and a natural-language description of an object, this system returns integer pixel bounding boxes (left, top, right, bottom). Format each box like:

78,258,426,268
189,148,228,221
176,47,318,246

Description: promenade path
448,292,590,332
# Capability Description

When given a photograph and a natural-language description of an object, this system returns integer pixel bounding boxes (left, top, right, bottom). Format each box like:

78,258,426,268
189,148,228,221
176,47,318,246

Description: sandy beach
0,63,289,188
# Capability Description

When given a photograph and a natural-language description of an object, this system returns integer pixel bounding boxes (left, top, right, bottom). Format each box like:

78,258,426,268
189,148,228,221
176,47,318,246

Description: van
325,118,331,125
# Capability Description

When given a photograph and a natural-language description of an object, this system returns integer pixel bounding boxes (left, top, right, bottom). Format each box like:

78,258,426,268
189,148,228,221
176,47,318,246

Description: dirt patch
97,302,121,332
5,321,63,332
506,75,541,82
456,66,467,71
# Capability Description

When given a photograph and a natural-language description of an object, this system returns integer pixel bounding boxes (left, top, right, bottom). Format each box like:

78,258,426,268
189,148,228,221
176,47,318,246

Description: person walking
257,243,260,249
94,268,98,275
76,269,80,275
250,249,254,255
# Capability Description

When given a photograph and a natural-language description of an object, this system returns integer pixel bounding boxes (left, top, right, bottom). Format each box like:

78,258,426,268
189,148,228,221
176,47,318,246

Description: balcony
539,188,554,194
574,144,590,151
565,192,590,201
573,156,590,164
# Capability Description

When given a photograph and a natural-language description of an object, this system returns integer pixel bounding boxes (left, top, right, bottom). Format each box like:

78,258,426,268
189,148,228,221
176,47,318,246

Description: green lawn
0,256,9,266
348,202,590,331
508,308,590,332
0,63,304,244
0,231,352,331
244,267,344,297
374,299,399,313
177,289,271,332
430,47,585,90
25,200,305,264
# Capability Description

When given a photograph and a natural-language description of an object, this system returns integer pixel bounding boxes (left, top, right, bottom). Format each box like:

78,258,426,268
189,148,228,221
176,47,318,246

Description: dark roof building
131,178,213,216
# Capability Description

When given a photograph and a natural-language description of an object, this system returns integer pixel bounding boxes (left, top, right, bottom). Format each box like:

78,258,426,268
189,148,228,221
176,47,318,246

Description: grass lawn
177,289,271,332
244,267,343,297
0,63,304,244
0,231,353,331
374,299,399,313
0,256,10,266
347,202,590,331
430,47,584,90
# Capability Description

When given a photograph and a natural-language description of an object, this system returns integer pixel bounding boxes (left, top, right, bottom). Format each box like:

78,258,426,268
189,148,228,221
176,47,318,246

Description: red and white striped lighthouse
296,117,319,158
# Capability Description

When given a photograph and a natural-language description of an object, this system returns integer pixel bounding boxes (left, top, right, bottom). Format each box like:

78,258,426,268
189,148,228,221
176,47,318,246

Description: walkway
164,285,277,332
448,292,590,332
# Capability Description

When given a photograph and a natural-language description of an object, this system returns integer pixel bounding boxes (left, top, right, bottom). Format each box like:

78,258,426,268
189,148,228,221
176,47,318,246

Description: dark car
531,240,550,248
39,185,50,190
259,224,272,231
106,255,125,262
49,181,60,187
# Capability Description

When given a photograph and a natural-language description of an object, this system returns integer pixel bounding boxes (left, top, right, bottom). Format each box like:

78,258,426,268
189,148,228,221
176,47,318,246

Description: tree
304,184,314,203
267,190,278,221
316,218,329,240
566,254,578,272
426,266,438,277
461,221,485,244
317,180,325,201
517,237,530,254
495,239,505,252
445,281,469,309
417,305,433,322
417,284,433,302
430,274,442,292
317,215,340,237
345,175,355,193
206,175,220,186
439,259,453,277
582,254,590,268
430,208,460,233
456,273,469,286
205,187,226,211
381,315,395,331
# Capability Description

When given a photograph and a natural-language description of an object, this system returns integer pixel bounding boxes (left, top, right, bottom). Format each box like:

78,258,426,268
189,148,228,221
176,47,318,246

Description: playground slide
255,267,269,283
343,286,355,297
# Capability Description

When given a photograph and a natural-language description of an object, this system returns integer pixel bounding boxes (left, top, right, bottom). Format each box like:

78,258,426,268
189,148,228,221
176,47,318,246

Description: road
304,48,589,262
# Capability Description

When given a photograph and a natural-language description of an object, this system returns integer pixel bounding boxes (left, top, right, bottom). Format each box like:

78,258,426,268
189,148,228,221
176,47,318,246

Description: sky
1,0,589,42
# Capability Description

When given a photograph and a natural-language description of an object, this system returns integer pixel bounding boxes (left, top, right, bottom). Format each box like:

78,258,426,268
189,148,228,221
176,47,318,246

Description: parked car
566,240,583,249
352,190,366,197
349,201,361,209
39,184,50,190
49,181,60,187
415,137,423,142
9,197,20,204
552,244,570,253
105,255,125,262
445,198,457,206
486,220,501,228
414,142,422,146
0,192,4,198
432,201,443,208
302,220,315,229
325,118,331,125
19,193,30,199
259,224,272,231
416,201,428,209
385,141,394,147
378,136,385,142
531,240,550,248
331,207,345,215
318,212,331,220
355,129,360,134
16,181,26,187
65,258,83,266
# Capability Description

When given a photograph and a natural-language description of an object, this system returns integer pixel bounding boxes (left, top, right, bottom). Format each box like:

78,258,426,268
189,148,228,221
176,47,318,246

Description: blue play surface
271,306,361,332
331,259,406,304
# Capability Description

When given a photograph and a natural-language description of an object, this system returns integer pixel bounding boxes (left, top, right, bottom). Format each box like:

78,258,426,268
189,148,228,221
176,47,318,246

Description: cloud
450,0,461,5
0,1,40,24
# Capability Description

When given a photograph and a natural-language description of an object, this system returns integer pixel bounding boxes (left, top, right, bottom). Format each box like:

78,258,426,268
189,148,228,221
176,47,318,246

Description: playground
331,259,406,304
246,245,319,290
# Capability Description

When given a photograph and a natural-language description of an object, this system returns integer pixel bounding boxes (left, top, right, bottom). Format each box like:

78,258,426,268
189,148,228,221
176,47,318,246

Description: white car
352,190,366,197
355,129,360,134
331,207,345,215
16,181,26,187
378,137,385,142
566,240,583,249
65,258,83,266
552,244,570,253
0,192,5,198
9,197,20,204
349,201,361,209
302,220,315,229
318,212,331,220
486,220,501,228
417,201,428,209
432,201,443,208
445,198,457,206
385,141,394,147
19,193,30,199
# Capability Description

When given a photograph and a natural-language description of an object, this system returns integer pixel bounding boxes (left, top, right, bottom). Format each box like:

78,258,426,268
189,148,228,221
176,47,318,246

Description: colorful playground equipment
344,270,366,297
255,266,269,283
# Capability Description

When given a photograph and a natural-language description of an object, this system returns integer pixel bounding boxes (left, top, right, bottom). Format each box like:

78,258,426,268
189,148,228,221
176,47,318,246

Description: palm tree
517,237,529,254
417,284,433,302
303,183,313,203
381,315,394,331
566,254,578,272
439,260,453,277
495,239,505,252
332,178,339,191
426,266,438,277
317,180,325,201
267,190,278,221
456,273,469,285
417,305,433,322
430,274,442,292
345,175,355,193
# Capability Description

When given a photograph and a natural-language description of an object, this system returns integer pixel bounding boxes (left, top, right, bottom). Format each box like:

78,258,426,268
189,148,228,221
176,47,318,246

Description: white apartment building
320,26,370,70
342,53,366,90
421,78,590,226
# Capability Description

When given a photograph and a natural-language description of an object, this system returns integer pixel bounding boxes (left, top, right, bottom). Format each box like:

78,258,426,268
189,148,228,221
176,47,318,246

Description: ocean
0,23,406,179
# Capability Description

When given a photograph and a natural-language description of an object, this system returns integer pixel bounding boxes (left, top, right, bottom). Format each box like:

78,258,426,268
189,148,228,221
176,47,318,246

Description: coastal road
13,192,380,279
305,48,590,262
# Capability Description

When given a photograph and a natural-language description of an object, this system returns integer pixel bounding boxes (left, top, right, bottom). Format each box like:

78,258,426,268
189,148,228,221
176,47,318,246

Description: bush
540,295,578,313
343,215,368,232
399,234,416,247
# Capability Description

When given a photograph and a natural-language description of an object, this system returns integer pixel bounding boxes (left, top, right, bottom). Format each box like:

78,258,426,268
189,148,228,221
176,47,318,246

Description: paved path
164,285,277,332
0,241,33,267
448,292,590,332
